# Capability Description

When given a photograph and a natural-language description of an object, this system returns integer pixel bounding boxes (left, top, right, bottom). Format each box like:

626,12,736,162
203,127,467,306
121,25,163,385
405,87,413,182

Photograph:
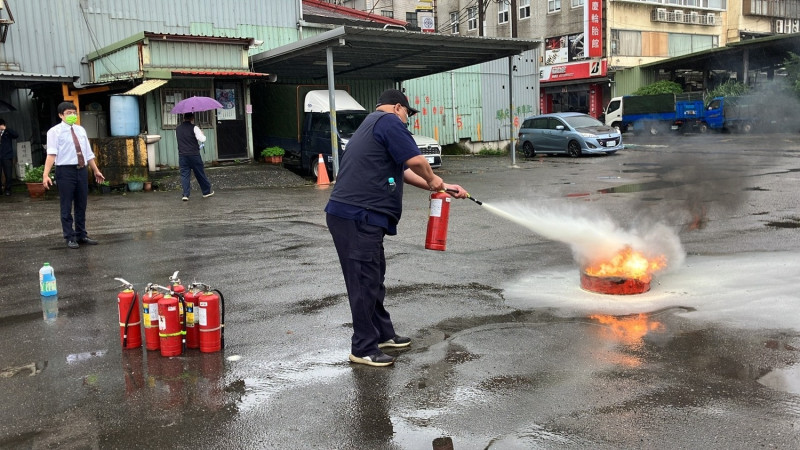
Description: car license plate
426,156,434,163
605,141,616,147
671,125,679,130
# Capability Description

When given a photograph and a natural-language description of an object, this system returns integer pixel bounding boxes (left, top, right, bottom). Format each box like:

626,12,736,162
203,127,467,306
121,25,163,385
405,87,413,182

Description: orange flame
583,246,666,281
590,313,664,347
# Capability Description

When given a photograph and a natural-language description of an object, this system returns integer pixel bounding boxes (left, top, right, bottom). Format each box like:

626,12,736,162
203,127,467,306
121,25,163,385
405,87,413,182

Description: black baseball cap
376,89,418,117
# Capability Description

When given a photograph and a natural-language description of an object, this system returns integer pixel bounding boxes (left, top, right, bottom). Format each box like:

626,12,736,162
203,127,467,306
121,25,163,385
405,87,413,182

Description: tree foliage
633,80,683,95
706,80,750,99
784,52,800,99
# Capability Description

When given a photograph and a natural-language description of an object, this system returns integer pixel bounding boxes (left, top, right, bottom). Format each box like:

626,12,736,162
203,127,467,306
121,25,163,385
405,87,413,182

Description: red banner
585,0,603,58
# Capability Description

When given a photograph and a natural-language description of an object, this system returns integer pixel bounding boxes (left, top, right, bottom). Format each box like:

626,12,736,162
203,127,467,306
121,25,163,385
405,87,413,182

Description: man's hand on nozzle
444,184,469,199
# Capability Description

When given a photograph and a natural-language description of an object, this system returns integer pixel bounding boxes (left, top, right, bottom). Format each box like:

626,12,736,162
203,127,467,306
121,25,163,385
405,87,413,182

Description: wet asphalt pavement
1,133,800,449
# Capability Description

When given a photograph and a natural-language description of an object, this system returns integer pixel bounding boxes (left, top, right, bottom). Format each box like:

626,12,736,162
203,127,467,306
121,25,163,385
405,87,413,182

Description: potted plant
23,164,51,199
260,146,285,164
126,175,147,192
98,180,111,195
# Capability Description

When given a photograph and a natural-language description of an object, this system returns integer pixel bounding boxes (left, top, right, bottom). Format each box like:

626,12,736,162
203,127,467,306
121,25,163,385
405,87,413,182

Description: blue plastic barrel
109,95,140,136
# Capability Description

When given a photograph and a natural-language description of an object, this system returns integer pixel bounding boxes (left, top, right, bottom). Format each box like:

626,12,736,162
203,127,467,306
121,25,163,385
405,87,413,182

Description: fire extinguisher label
430,198,443,217
158,315,166,331
199,307,208,326
150,303,158,318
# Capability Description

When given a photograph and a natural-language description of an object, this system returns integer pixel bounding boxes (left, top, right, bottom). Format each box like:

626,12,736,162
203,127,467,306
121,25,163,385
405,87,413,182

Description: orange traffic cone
316,154,330,186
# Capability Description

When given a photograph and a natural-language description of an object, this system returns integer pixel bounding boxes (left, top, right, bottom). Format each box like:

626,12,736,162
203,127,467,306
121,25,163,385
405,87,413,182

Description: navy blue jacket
0,127,19,159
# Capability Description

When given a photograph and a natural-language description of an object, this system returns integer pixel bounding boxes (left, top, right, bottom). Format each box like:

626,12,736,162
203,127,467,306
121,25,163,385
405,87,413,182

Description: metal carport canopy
250,25,540,82
638,33,800,77
250,26,540,176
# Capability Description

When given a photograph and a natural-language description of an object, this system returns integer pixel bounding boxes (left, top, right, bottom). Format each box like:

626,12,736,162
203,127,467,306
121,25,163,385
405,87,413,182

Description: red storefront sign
540,60,607,83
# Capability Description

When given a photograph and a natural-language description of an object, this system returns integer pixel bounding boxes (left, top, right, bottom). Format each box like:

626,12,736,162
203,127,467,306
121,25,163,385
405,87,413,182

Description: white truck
257,87,442,176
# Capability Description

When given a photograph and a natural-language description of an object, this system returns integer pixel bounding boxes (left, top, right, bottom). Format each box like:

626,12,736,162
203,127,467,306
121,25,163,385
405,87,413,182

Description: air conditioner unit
674,10,684,23
792,19,800,32
775,19,784,33
706,13,715,25
657,8,667,20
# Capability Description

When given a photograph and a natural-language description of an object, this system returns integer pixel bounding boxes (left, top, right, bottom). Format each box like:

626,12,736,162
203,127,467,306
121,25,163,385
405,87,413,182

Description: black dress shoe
77,237,98,245
67,240,79,249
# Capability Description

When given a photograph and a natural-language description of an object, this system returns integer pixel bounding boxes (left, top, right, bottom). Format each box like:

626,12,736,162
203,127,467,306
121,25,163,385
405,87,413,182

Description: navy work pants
55,165,89,241
327,213,396,357
179,154,212,197
0,158,12,193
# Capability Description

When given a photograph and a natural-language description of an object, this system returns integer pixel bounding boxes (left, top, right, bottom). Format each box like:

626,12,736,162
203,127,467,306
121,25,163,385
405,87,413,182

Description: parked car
518,112,623,157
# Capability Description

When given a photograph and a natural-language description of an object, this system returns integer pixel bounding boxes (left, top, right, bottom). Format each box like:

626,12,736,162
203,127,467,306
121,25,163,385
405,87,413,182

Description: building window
610,30,642,56
406,12,418,29
548,0,562,13
161,88,213,129
381,10,393,19
520,0,531,18
571,0,584,7
450,11,460,34
468,6,478,30
498,1,509,24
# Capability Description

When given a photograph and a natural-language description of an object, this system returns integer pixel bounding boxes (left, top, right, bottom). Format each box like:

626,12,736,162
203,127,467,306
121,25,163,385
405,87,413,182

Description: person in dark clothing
0,118,19,196
325,89,469,367
176,112,213,201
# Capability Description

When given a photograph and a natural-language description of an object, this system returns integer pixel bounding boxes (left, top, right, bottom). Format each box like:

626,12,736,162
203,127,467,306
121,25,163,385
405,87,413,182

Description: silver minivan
518,112,623,157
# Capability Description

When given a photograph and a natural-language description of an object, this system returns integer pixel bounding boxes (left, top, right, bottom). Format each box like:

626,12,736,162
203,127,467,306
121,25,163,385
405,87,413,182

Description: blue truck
693,95,799,133
603,93,705,135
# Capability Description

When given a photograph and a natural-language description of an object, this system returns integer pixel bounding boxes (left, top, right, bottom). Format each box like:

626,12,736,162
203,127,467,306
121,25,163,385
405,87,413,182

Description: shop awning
122,79,169,96
0,70,76,87
171,70,274,79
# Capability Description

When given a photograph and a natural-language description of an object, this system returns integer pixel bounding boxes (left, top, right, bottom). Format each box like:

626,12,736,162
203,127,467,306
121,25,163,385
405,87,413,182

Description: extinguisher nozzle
446,188,483,206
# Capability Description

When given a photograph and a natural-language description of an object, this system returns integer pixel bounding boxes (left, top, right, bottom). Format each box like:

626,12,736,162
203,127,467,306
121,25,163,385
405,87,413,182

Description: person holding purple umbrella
177,112,213,201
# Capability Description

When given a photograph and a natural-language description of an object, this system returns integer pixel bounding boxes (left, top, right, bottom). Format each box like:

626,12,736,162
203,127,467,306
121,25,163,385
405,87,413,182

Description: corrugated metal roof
0,71,75,82
122,79,169,95
303,0,408,27
252,26,540,82
172,70,273,78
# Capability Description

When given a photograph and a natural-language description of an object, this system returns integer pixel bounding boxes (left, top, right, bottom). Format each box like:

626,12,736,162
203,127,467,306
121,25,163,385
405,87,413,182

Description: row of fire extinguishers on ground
115,271,225,357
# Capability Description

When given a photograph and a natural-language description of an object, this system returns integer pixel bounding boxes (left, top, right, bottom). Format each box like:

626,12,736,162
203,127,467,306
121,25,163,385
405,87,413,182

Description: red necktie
71,127,85,168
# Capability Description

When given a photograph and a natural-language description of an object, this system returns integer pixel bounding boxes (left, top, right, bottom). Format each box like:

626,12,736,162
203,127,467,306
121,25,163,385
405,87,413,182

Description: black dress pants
55,165,89,241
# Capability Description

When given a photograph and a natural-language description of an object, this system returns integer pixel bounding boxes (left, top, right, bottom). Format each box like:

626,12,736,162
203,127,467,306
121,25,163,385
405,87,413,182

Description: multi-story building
335,0,432,30
392,1,798,119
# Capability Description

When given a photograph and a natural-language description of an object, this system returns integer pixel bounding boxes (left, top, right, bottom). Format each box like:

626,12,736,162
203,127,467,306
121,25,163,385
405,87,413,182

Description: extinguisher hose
122,291,138,348
213,289,225,349
445,188,483,205
178,294,187,355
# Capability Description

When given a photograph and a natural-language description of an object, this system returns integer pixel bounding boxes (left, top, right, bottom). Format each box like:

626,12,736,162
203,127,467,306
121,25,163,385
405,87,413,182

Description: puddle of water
757,365,800,394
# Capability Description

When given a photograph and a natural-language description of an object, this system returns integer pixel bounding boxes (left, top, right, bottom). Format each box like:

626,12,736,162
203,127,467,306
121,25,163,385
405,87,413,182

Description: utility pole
510,0,518,38
478,0,484,37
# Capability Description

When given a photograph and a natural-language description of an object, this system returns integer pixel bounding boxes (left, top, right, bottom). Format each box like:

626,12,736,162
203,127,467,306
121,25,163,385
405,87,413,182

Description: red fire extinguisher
157,290,185,357
141,284,163,351
197,285,225,353
425,190,451,251
184,285,202,349
115,278,142,349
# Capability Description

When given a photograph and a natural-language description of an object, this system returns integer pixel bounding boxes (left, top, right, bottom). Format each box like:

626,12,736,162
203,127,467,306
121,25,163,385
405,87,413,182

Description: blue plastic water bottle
39,263,57,297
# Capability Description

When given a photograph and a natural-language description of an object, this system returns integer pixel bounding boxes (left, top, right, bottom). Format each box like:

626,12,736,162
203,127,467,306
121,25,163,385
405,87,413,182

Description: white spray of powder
484,201,686,272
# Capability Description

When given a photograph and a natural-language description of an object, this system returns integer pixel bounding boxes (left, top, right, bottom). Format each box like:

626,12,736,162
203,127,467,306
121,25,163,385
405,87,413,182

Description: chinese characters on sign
585,0,603,58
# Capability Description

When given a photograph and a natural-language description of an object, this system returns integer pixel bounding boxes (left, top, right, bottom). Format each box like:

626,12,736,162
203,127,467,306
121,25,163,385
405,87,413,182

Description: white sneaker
182,196,189,201
203,191,215,198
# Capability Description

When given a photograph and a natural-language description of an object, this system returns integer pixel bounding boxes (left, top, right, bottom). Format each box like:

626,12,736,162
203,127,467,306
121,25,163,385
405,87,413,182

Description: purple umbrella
169,96,223,114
